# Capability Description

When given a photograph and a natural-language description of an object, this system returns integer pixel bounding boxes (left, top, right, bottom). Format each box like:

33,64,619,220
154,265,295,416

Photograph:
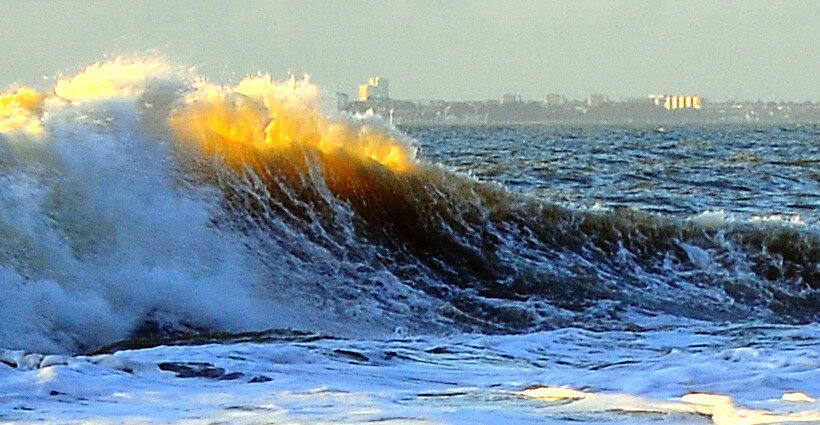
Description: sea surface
405,125,819,222
0,60,818,424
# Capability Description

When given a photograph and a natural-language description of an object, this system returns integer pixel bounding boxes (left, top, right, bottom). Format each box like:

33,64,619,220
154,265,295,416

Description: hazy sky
1,1,817,101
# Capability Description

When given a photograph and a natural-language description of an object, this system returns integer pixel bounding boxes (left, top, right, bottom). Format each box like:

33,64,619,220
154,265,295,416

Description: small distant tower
358,77,390,101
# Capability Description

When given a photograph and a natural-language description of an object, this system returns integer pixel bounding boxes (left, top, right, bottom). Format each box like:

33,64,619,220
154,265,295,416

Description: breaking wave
1,59,817,354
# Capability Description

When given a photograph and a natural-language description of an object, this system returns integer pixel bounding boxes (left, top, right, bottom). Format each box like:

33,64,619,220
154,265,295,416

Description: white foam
0,324,817,424
0,96,275,353
688,209,735,229
0,61,438,354
749,213,805,226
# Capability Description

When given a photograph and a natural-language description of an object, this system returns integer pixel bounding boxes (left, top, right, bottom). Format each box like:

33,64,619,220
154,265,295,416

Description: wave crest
1,58,817,354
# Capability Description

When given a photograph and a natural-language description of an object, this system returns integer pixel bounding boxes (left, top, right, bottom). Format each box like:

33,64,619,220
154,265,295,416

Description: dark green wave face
379,125,820,329
206,124,818,339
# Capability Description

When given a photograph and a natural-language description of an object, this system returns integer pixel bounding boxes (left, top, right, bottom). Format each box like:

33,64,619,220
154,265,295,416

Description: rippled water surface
405,125,820,222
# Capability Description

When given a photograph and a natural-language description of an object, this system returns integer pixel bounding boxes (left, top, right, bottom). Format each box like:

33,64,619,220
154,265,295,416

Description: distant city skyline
0,1,817,102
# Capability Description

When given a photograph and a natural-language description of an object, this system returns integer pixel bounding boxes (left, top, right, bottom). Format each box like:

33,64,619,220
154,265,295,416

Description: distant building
546,93,566,107
587,94,608,108
358,77,390,101
652,94,702,110
649,94,666,106
501,93,522,104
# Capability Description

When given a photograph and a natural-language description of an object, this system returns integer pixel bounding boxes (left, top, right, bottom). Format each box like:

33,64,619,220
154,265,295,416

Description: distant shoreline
394,120,820,127
341,98,819,126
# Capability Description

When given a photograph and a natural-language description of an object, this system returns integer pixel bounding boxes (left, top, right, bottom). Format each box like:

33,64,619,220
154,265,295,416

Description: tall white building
358,77,390,101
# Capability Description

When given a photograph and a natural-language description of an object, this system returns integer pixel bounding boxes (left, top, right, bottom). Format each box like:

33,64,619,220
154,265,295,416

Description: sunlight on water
523,386,820,425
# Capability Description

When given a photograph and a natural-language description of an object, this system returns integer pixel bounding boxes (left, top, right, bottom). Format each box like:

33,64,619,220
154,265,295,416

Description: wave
1,58,817,354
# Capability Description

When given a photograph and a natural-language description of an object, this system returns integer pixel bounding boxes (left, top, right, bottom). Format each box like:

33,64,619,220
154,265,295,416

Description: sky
0,0,817,101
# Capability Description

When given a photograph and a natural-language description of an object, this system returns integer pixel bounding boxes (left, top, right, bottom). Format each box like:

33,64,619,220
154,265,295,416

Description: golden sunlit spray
0,58,416,197
167,74,415,177
0,86,45,135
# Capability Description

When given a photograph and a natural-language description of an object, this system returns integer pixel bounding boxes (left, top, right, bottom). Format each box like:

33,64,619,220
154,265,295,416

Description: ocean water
0,60,818,424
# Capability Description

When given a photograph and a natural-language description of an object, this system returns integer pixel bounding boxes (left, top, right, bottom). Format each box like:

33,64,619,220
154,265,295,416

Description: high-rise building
358,77,390,101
